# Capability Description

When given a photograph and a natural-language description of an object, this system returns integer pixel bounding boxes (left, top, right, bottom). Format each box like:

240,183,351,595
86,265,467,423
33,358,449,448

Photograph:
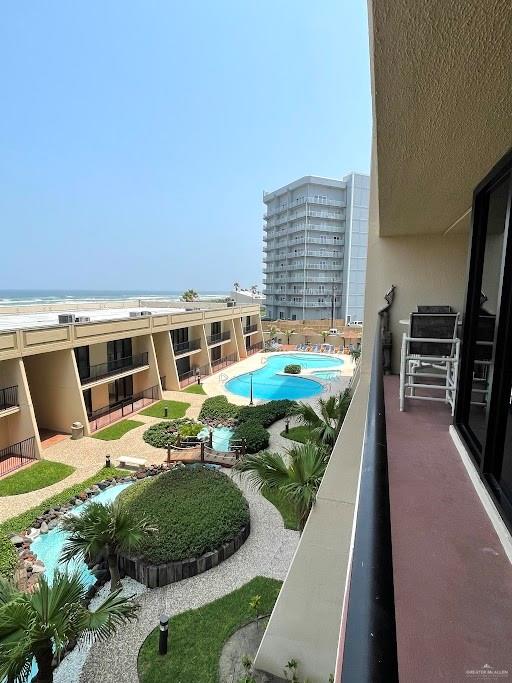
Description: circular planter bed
118,466,250,587
143,418,204,449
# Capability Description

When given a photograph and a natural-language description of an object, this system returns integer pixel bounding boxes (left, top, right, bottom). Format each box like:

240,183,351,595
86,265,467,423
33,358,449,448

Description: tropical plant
198,395,240,422
292,389,351,448
321,330,329,342
61,501,156,592
237,399,296,427
233,281,240,291
284,364,301,374
0,570,138,683
283,328,296,344
235,442,329,533
181,289,199,302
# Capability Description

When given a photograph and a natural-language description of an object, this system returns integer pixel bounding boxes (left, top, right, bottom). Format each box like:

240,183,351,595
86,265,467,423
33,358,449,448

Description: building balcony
88,384,159,432
337,312,512,682
243,324,258,335
178,362,211,388
0,436,37,477
80,352,149,386
210,351,237,371
173,338,201,357
207,330,231,346
0,385,19,416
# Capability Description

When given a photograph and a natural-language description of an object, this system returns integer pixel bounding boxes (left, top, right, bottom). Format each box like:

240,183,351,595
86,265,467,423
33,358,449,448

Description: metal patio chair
400,312,460,414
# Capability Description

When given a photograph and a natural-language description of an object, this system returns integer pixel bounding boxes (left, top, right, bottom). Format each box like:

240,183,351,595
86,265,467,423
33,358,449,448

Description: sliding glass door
456,149,512,524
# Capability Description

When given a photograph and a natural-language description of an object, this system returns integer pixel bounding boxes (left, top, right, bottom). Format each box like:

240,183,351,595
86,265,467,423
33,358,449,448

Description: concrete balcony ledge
0,405,21,419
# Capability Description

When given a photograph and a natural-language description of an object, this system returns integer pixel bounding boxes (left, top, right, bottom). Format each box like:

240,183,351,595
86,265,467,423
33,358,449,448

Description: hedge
236,399,297,428
284,364,301,374
232,421,270,454
198,396,240,422
118,467,249,563
143,419,203,449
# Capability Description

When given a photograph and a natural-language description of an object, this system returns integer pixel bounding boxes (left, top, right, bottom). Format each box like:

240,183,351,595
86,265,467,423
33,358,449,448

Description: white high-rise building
262,173,369,322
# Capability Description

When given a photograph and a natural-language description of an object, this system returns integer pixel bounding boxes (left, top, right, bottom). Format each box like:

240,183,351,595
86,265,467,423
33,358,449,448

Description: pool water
312,370,342,380
31,482,133,586
225,353,344,401
197,426,234,452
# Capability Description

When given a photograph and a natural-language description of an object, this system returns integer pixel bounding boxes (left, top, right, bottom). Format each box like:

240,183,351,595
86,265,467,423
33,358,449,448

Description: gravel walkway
80,472,299,683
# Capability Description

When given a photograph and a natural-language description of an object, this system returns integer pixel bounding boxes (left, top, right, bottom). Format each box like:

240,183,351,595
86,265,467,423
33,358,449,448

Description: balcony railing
173,338,201,356
178,363,211,388
0,436,37,477
80,352,149,385
211,352,237,371
338,296,398,682
207,330,230,345
0,385,19,411
88,384,159,432
247,341,263,355
244,324,258,334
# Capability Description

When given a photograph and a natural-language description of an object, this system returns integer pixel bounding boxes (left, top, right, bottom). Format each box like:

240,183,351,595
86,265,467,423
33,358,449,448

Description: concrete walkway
80,472,299,683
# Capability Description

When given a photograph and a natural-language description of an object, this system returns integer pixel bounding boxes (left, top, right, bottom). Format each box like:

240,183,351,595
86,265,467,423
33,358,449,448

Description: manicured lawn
280,425,312,444
119,467,249,563
182,384,206,395
0,460,75,497
93,419,144,440
139,399,190,419
261,486,299,531
0,466,128,578
138,576,281,683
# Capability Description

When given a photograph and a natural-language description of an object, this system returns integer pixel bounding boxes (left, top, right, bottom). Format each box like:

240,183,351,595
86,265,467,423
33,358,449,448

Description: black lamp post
105,454,111,468
196,368,201,385
249,372,254,406
159,614,169,655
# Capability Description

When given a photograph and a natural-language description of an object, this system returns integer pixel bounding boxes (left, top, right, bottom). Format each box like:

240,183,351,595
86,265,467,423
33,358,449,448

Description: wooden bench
118,456,147,470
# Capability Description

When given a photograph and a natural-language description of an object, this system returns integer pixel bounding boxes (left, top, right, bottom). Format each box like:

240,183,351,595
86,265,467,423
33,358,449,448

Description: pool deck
202,351,354,405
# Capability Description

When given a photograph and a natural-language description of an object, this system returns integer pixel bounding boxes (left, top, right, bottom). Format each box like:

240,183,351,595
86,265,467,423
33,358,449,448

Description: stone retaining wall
118,521,251,588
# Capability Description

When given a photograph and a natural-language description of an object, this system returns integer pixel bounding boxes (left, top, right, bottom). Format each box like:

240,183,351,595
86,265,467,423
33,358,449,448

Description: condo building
0,301,262,471
255,2,512,682
262,173,369,323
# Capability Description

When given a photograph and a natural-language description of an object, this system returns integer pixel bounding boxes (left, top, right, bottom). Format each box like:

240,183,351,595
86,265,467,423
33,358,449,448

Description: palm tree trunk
107,549,121,592
298,503,312,534
34,641,54,683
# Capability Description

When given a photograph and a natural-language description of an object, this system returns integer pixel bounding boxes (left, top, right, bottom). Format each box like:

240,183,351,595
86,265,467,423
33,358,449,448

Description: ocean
0,289,229,306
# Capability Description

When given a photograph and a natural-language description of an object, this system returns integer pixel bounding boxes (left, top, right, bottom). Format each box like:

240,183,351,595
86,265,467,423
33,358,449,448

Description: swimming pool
31,482,133,586
225,353,344,401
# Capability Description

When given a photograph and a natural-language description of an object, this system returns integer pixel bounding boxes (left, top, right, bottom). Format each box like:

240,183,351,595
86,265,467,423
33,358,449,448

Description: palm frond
79,589,139,644
234,452,290,491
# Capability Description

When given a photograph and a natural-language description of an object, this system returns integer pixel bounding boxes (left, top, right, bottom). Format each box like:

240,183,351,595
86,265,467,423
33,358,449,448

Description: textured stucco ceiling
371,0,512,236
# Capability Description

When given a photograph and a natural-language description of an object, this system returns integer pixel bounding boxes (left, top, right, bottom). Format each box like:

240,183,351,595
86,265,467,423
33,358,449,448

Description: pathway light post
249,372,254,405
159,614,169,655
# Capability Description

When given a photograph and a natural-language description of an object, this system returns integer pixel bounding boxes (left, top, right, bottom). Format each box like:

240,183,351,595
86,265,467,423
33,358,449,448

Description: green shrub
232,421,270,454
119,467,249,563
143,419,203,449
284,364,301,374
237,399,297,428
198,395,240,423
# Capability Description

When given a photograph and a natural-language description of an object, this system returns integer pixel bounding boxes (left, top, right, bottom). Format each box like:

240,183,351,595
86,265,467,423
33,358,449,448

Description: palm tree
284,328,296,344
233,281,240,292
61,501,156,592
182,289,199,302
292,389,352,448
235,442,329,533
0,570,138,683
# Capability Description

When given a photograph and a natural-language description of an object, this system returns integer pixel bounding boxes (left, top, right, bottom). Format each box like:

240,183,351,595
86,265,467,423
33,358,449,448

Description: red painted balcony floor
385,375,512,682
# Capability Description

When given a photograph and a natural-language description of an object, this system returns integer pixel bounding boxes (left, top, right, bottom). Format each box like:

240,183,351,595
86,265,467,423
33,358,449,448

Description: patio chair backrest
409,313,459,356
474,313,496,361
417,305,452,313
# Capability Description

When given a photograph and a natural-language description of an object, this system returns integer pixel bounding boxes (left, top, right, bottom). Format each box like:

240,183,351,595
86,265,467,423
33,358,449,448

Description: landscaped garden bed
117,466,250,587
137,576,282,683
142,418,204,448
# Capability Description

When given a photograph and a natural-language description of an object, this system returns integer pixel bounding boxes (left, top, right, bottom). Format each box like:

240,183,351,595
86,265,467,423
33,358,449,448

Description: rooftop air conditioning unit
140,310,152,316
58,314,75,325
75,316,90,323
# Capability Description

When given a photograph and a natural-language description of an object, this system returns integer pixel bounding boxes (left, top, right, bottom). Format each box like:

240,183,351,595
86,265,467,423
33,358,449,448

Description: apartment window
211,346,221,362
455,148,512,528
108,375,133,406
83,388,92,416
74,346,90,381
291,314,297,321
279,312,285,320
171,327,189,346
107,338,132,369
211,321,221,336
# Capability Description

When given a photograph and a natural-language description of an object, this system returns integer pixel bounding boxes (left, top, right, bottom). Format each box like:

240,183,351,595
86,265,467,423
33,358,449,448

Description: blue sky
0,1,371,292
